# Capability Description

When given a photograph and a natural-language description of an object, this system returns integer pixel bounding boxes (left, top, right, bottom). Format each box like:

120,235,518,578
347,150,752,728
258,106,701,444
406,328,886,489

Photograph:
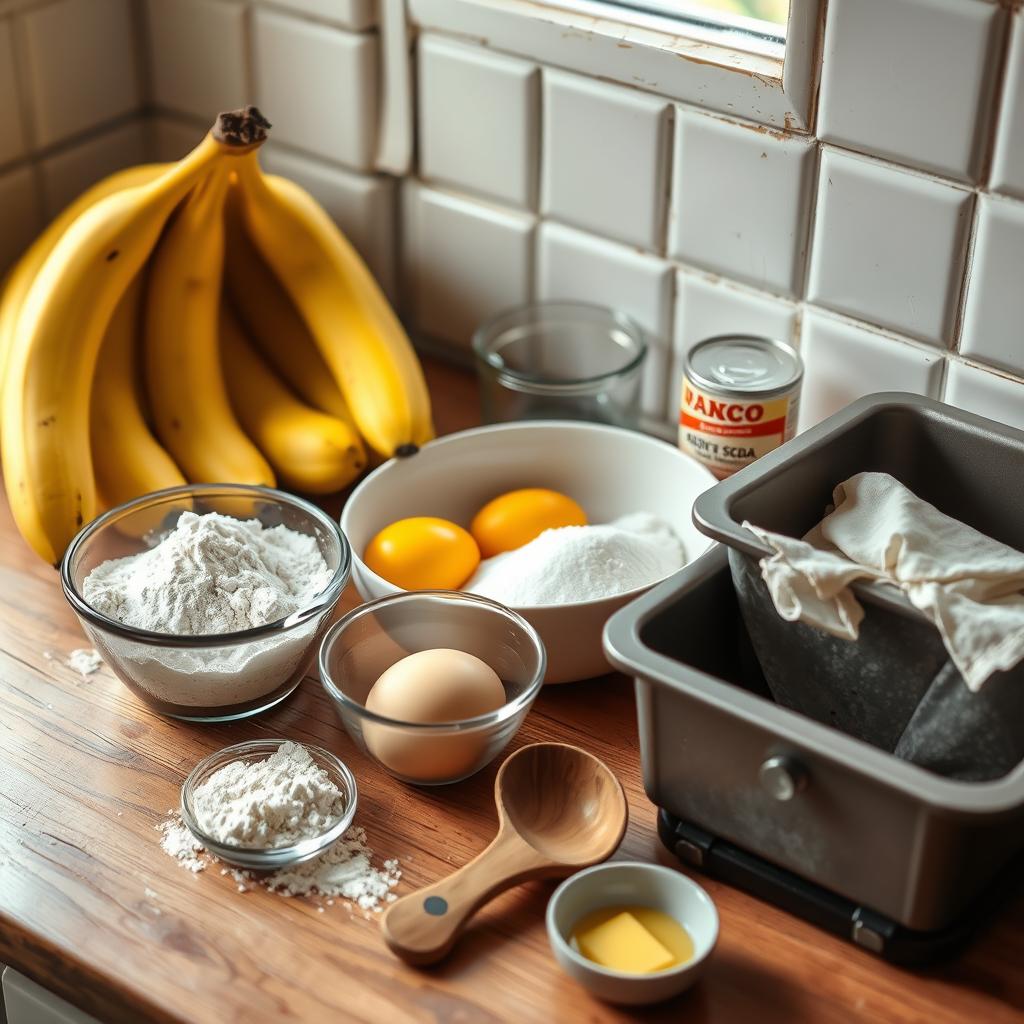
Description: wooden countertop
2,358,1024,1024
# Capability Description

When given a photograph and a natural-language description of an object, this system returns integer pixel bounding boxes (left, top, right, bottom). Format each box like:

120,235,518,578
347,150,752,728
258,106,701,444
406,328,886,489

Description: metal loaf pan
690,393,1024,769
603,546,1024,932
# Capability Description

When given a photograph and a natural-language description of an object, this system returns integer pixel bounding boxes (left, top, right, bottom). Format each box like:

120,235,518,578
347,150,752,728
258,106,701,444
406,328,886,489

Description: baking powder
159,741,401,910
191,741,346,847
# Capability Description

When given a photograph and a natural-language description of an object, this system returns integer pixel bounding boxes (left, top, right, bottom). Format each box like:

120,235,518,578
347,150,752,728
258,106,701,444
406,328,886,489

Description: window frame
407,0,824,132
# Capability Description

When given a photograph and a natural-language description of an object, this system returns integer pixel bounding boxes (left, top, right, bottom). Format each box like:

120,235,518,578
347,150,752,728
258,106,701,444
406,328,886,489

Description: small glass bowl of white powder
60,484,351,722
180,739,357,869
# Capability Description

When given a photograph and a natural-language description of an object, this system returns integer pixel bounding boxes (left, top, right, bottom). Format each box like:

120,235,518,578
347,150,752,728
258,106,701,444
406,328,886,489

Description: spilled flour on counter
159,817,206,873
67,648,103,676
158,741,400,911
158,818,400,910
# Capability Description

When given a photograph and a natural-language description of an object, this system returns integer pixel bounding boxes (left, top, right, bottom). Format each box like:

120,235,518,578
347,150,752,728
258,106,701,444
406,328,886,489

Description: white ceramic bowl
341,421,715,684
546,862,719,1006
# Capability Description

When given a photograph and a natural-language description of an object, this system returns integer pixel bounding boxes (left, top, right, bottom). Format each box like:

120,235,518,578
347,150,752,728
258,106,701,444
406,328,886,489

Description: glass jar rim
472,300,648,392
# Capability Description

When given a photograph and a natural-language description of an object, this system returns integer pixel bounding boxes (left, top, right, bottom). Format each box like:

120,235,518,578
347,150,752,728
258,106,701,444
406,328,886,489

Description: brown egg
363,649,506,783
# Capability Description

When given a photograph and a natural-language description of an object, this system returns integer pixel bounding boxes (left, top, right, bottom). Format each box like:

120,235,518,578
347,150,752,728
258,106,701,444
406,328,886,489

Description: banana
145,163,274,489
233,153,434,459
1,132,228,565
223,188,355,424
220,306,366,493
91,271,187,526
0,163,167,444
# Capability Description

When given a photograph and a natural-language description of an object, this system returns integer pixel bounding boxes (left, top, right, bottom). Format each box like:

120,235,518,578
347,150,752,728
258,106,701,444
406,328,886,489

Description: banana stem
213,106,272,150
139,108,270,208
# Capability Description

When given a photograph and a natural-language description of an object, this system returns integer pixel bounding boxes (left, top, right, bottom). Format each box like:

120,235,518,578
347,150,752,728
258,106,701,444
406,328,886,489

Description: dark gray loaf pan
691,393,1024,779
603,546,1024,933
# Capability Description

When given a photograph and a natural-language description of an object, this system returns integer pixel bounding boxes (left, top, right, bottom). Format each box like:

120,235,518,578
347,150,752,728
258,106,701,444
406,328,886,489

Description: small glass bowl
319,591,547,786
473,301,648,428
180,739,358,869
60,484,351,722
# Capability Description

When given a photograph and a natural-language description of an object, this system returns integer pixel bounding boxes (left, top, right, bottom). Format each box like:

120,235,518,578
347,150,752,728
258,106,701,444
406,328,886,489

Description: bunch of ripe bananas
0,108,433,565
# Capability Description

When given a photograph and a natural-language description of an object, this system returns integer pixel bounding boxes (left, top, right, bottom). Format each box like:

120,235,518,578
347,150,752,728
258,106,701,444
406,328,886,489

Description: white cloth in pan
743,471,1024,692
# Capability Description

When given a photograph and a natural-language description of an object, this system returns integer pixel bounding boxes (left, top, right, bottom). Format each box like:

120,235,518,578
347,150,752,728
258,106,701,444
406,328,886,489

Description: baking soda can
679,335,803,479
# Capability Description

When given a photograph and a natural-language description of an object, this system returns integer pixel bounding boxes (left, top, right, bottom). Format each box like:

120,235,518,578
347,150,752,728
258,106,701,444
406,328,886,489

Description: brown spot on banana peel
395,444,419,458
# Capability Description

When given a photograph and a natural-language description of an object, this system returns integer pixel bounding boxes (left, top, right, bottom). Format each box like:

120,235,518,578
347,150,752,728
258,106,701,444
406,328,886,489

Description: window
409,0,822,130
544,0,789,57
632,0,789,35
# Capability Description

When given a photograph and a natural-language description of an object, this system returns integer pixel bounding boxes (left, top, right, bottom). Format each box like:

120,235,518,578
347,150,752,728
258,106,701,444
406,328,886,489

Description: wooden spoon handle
381,830,554,965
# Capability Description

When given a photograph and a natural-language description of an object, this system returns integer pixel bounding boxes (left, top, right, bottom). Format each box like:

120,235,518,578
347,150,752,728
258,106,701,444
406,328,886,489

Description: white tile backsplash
0,165,39,272
0,20,25,167
991,11,1024,200
537,221,674,418
146,0,248,123
959,196,1024,377
404,182,535,347
263,145,397,301
419,35,537,209
264,0,375,31
253,9,378,171
669,111,815,298
40,119,148,217
670,271,798,417
0,0,1019,440
808,148,972,347
20,0,140,149
945,360,1024,432
817,0,1000,182
541,70,669,252
798,309,944,430
150,115,206,162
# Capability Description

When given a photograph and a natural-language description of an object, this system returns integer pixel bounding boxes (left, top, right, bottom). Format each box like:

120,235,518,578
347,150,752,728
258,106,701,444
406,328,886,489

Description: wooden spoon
381,742,628,965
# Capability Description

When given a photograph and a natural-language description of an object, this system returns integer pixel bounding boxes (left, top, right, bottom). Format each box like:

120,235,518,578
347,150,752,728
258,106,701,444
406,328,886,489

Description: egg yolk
470,488,587,558
364,517,480,591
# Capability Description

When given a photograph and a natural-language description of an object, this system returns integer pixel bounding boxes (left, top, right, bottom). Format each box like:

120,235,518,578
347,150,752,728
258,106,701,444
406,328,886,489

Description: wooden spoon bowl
381,742,628,966
499,742,628,863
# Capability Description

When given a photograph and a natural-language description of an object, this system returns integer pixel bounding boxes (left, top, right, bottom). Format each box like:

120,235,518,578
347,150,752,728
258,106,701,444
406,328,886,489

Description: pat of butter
576,911,675,973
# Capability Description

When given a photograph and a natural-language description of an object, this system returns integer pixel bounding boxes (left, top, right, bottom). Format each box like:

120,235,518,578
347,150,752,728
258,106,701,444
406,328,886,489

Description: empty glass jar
473,302,648,428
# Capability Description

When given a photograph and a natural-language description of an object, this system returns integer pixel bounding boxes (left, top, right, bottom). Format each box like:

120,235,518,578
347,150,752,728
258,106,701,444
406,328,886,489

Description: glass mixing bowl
319,591,546,785
60,484,351,722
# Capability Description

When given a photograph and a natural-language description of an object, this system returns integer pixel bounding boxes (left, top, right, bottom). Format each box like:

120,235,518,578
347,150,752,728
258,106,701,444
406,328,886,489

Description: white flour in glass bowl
83,511,333,707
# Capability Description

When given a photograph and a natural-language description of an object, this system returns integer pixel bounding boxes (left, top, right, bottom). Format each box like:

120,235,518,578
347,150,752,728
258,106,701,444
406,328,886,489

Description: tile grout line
795,138,823,304
242,1,257,107
532,66,547,306
974,2,1014,190
526,62,541,215
127,0,152,113
948,191,981,358
6,6,45,230
657,103,675,260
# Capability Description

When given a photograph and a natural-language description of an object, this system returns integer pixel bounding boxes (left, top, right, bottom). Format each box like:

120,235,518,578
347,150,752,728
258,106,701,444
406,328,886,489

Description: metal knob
759,755,807,801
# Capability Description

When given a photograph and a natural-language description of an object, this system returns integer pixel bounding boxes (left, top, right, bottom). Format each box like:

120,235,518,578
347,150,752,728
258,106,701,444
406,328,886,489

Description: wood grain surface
2,358,1024,1023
